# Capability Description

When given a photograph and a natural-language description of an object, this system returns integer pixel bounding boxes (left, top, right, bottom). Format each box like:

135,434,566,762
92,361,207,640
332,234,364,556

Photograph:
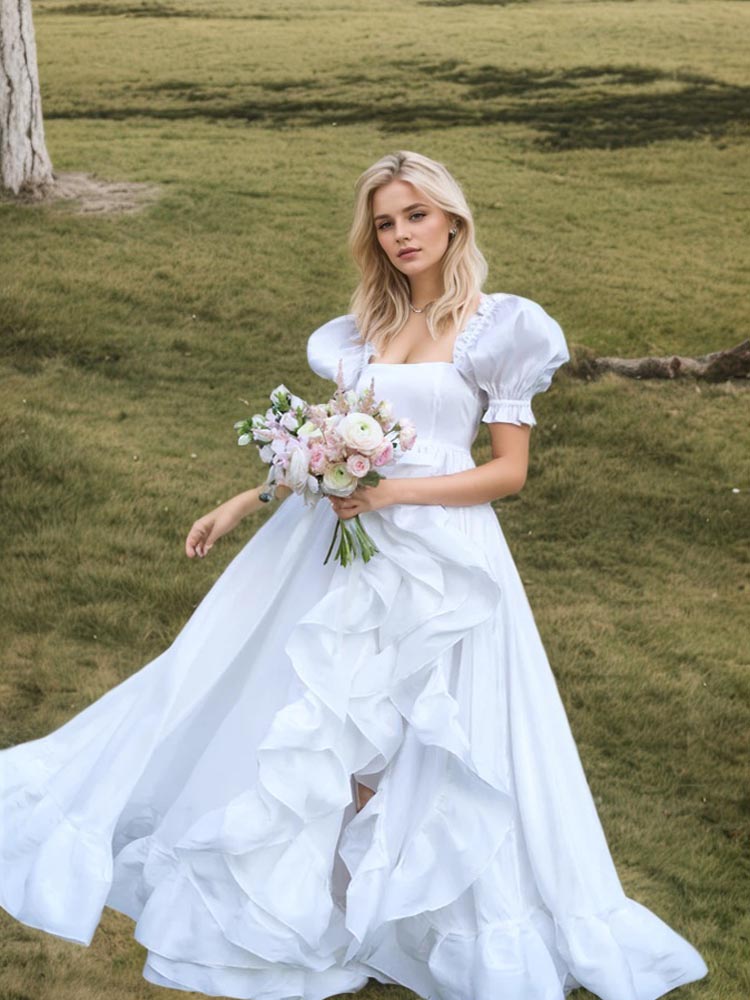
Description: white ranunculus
337,412,384,455
322,464,357,496
286,447,311,492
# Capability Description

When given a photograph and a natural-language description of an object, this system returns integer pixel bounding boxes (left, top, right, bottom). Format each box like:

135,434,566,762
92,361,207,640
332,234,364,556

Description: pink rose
346,453,371,477
308,443,327,474
372,439,394,467
398,419,417,450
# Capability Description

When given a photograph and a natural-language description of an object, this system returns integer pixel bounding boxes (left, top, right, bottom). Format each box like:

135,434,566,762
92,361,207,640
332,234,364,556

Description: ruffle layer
151,500,513,991
359,895,708,1000
481,397,537,427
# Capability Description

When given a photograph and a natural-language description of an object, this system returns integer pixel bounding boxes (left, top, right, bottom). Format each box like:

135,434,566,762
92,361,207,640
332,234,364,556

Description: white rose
337,412,384,455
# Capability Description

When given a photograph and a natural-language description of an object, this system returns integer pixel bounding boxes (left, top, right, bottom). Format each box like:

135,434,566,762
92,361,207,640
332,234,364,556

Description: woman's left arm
329,423,530,517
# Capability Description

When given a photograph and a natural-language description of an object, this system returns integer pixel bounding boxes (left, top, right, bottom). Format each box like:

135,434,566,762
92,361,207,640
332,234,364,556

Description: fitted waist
391,436,475,469
402,435,472,454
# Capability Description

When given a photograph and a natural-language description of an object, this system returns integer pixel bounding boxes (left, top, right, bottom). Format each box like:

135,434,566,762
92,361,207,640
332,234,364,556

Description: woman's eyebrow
373,202,429,221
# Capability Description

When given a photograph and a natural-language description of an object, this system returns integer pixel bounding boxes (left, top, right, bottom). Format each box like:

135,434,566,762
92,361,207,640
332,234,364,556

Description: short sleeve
464,294,570,428
306,314,367,390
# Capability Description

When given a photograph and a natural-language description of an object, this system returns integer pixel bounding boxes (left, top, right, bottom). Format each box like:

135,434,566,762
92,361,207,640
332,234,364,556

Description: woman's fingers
186,521,209,558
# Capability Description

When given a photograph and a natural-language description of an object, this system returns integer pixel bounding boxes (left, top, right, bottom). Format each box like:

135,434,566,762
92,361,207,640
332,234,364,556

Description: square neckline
363,293,492,369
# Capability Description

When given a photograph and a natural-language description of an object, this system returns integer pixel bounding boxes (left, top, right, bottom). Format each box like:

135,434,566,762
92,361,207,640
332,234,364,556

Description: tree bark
0,0,54,195
570,340,750,382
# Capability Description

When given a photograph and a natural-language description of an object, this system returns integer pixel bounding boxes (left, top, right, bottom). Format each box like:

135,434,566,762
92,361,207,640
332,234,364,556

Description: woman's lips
398,249,419,259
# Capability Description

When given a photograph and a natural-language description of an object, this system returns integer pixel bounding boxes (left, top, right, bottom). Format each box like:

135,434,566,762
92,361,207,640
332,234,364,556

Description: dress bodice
356,362,483,457
306,291,570,473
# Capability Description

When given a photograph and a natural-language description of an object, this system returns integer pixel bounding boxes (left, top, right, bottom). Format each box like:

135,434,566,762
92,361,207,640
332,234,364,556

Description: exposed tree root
569,340,750,382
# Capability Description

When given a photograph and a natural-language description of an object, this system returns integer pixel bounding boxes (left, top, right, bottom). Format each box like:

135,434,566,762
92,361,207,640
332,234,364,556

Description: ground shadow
419,0,529,7
45,63,750,151
42,2,281,18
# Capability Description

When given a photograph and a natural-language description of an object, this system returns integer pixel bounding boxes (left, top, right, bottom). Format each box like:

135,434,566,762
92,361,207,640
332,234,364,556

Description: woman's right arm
185,483,292,558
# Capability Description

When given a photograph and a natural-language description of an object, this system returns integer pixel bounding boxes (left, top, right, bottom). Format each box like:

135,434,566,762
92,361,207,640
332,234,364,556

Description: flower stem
323,517,340,565
324,514,380,567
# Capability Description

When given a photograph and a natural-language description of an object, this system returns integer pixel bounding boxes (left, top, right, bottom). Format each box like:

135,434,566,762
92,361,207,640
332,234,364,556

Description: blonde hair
347,150,488,352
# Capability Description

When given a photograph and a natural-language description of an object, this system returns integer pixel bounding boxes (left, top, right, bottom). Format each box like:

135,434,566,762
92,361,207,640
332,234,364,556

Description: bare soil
3,171,161,214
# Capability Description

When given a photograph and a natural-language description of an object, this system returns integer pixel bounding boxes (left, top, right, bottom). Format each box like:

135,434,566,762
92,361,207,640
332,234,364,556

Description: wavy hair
347,150,488,351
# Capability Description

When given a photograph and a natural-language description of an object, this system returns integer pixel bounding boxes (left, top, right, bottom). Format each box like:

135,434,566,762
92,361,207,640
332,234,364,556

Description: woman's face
371,179,453,279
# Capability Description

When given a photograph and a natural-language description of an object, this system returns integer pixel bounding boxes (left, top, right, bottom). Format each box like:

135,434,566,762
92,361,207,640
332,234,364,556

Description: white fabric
1,291,707,1000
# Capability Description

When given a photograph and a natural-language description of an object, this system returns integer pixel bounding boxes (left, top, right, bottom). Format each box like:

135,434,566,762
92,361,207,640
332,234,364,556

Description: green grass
1,0,749,997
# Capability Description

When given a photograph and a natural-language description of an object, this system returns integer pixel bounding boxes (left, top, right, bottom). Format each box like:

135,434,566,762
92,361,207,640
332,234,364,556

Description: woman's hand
185,500,243,558
327,478,401,520
186,484,294,558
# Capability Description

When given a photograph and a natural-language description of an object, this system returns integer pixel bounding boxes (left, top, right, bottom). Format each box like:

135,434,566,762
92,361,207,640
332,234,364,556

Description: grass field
1,1,748,998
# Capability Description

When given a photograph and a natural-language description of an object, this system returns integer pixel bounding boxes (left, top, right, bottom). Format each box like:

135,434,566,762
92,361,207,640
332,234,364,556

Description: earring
449,228,457,239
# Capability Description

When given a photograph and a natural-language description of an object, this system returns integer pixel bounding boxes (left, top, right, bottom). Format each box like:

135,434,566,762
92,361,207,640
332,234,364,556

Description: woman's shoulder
306,312,363,383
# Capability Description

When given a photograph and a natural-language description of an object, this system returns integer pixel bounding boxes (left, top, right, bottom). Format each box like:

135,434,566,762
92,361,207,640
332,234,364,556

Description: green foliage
1,0,748,997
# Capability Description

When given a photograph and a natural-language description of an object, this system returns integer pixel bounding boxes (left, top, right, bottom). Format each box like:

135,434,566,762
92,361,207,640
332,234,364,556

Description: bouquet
234,360,417,567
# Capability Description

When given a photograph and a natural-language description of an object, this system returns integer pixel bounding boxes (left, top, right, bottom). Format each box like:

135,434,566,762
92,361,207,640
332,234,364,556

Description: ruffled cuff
481,398,537,428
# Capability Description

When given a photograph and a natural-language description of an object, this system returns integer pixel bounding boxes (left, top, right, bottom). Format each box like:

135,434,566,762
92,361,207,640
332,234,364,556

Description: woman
1,151,707,1000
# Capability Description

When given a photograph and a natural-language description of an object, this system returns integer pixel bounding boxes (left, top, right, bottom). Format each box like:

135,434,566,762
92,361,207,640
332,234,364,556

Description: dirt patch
6,171,161,215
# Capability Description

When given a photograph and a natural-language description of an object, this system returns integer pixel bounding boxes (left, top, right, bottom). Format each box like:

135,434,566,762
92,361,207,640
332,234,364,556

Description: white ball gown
0,291,708,1000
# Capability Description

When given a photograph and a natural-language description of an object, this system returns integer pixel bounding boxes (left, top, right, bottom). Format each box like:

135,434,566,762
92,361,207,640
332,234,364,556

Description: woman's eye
376,212,424,231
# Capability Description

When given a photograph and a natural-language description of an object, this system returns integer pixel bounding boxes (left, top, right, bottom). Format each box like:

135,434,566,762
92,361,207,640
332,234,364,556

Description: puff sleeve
306,314,367,390
465,294,570,428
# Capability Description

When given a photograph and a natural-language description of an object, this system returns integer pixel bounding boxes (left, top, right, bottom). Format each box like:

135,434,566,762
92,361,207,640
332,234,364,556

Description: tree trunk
0,0,54,195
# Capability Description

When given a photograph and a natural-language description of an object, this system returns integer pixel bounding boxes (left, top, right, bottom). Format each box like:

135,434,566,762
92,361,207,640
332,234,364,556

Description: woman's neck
408,273,444,308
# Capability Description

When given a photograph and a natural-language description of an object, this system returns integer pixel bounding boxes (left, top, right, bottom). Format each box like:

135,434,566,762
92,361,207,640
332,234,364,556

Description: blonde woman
0,151,707,1000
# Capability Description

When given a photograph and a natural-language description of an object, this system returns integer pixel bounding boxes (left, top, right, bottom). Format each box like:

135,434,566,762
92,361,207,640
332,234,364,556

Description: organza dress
0,292,708,1000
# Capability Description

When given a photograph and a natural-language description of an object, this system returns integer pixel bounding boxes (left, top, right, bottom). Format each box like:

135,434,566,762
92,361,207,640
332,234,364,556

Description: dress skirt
0,436,708,999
